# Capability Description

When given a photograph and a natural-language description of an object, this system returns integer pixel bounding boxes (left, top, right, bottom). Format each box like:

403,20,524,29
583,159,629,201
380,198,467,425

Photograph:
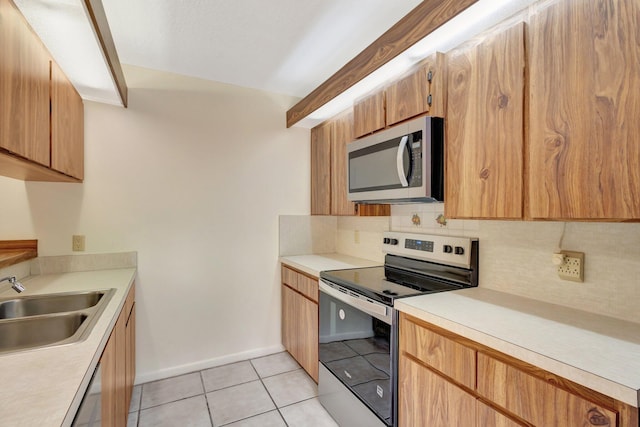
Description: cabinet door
386,65,428,126
331,110,357,216
398,355,476,427
51,61,84,179
310,121,332,215
445,22,525,219
297,293,318,382
0,0,50,166
353,90,385,138
477,401,524,427
281,284,297,359
477,353,618,427
528,0,640,220
102,306,127,426
125,303,136,412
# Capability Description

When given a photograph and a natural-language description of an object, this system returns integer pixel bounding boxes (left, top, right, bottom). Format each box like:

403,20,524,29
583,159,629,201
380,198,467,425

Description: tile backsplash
390,204,640,324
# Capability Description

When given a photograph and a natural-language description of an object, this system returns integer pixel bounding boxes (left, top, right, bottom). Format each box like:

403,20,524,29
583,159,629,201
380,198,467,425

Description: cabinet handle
587,408,610,426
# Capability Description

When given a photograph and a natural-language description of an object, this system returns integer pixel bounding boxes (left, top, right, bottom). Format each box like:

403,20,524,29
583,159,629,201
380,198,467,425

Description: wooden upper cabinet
0,0,50,166
310,121,332,215
445,22,525,219
528,0,640,220
353,89,385,138
51,61,84,179
386,52,445,126
331,110,357,216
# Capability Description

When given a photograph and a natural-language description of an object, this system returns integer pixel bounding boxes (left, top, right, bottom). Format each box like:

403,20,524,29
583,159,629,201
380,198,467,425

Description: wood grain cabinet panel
477,352,618,427
281,266,319,382
331,110,357,216
398,355,476,427
476,401,524,427
445,22,525,219
353,90,385,138
51,61,84,179
0,0,50,166
528,0,640,220
310,121,332,215
101,285,136,427
281,283,297,363
386,52,444,126
399,313,475,389
310,112,389,216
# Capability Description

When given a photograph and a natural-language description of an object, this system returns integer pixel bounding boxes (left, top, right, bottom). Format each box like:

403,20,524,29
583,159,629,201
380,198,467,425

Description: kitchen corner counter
280,253,381,277
0,268,136,427
395,287,640,407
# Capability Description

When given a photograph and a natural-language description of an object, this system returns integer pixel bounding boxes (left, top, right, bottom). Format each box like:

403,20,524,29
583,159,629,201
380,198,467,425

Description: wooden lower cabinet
101,285,136,426
399,355,476,427
398,313,638,427
281,265,318,382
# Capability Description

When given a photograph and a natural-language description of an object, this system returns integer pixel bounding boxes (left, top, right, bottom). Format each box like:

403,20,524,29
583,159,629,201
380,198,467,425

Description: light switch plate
72,235,85,252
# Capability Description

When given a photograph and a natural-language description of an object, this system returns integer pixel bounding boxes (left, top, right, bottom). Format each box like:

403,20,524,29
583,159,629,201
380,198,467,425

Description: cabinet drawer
296,274,318,303
477,353,618,427
281,266,299,291
399,314,475,389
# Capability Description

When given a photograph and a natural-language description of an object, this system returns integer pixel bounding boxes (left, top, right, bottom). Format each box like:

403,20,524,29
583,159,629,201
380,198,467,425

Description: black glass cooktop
320,265,462,306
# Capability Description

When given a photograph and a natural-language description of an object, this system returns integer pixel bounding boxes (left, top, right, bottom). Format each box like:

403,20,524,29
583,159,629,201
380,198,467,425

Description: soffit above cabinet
13,0,127,107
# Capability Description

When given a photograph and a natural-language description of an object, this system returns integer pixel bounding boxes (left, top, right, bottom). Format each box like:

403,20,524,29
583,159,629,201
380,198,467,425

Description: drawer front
477,353,618,427
296,274,318,303
399,314,475,389
281,266,299,291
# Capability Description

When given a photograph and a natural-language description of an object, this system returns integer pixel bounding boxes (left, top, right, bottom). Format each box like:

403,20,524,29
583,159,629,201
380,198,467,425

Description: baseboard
134,344,286,385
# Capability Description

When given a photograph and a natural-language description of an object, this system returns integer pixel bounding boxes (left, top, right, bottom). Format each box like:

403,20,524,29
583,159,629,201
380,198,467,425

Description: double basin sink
0,289,115,354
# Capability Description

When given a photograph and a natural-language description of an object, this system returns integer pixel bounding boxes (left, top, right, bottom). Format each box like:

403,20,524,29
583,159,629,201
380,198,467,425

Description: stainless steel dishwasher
71,362,102,426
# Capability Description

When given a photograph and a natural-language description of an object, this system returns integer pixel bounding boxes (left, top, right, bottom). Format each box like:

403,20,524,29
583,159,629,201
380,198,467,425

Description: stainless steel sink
0,290,106,319
0,289,115,354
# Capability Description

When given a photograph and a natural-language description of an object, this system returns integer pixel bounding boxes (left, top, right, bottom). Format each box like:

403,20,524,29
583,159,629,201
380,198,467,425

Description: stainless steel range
318,231,479,427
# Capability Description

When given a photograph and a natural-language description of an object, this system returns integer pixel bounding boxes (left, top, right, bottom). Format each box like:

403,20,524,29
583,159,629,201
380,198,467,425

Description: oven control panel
381,232,477,269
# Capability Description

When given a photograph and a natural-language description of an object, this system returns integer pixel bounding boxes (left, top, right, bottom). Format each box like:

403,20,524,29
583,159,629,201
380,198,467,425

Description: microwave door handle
396,135,409,187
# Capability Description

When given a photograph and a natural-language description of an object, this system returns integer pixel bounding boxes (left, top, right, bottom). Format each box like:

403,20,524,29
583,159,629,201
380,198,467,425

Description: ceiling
101,0,423,99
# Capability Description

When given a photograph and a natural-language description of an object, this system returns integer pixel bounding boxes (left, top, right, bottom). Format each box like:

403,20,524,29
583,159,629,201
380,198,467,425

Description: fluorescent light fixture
13,0,124,106
294,0,538,128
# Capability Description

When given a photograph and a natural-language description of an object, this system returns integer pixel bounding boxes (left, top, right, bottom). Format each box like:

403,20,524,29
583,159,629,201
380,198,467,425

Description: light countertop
395,287,640,407
0,268,136,427
280,253,381,277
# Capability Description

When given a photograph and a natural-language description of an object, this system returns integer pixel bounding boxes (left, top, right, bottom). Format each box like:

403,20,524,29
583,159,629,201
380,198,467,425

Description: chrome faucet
0,276,25,293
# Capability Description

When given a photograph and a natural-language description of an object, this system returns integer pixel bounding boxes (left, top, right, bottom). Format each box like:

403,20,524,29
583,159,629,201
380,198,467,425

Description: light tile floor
127,352,338,427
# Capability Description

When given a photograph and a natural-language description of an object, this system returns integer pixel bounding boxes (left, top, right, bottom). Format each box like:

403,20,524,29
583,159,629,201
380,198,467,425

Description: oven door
318,280,396,427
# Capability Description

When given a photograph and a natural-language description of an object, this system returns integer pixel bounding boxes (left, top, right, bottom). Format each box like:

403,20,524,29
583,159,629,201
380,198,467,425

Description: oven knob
443,245,453,253
390,239,399,245
383,238,390,244
455,246,465,255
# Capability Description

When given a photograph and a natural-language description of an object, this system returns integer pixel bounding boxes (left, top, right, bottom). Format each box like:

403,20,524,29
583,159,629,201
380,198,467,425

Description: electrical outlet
557,250,584,282
354,230,360,244
72,235,85,252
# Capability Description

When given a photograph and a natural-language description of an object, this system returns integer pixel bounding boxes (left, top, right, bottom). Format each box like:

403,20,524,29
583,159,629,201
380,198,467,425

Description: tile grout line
199,371,215,427
250,357,291,427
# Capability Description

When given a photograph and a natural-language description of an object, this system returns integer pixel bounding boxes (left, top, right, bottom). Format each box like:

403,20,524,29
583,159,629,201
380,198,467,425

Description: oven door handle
319,281,393,325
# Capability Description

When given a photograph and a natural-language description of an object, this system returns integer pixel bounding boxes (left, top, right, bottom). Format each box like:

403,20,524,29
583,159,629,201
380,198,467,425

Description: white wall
0,65,310,382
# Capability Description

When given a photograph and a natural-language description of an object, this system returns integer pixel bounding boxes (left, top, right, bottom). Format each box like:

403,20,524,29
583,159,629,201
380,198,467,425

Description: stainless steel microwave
347,116,444,203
